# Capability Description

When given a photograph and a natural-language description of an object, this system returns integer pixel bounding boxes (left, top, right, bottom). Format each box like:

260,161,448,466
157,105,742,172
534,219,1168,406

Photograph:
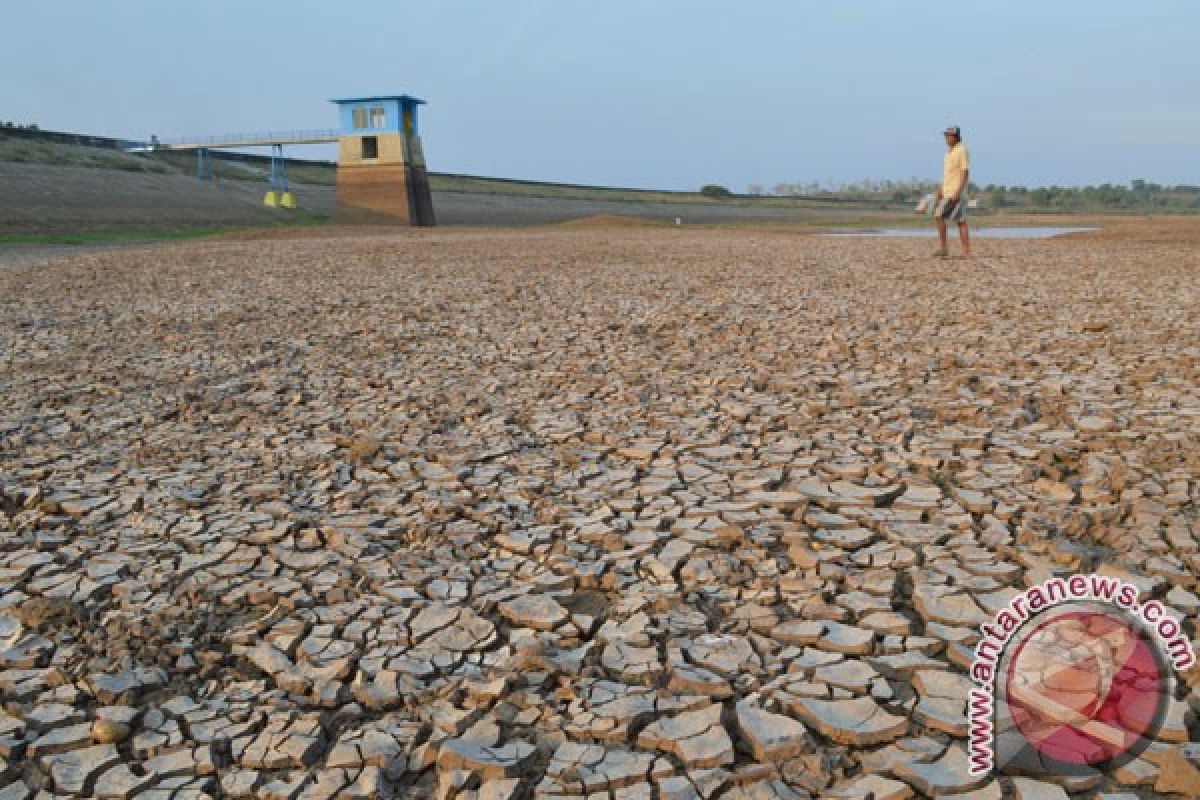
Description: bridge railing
147,129,341,149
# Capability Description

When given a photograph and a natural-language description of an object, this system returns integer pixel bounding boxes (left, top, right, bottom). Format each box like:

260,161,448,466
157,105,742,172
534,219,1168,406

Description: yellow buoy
280,192,296,209
263,191,278,207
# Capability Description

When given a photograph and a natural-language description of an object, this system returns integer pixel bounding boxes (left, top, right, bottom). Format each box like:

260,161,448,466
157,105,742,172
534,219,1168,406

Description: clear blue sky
2,0,1196,190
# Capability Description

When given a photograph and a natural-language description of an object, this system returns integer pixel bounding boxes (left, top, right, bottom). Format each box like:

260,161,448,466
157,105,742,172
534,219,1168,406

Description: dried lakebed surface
0,228,1197,799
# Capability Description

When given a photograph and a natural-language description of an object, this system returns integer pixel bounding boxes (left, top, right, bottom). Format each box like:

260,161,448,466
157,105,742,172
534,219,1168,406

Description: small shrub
700,184,733,199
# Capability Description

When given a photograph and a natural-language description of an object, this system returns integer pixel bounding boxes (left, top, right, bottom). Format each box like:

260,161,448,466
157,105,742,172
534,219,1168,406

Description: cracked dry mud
0,226,1197,799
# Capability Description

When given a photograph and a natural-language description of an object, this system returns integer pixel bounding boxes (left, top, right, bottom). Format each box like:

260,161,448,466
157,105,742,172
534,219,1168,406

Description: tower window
361,136,378,159
369,107,386,128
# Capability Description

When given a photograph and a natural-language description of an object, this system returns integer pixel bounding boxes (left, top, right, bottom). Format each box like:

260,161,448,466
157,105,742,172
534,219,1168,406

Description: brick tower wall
335,132,436,226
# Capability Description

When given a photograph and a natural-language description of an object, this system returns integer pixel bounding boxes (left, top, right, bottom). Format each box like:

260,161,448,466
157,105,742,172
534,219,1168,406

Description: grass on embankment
0,217,332,247
0,230,221,246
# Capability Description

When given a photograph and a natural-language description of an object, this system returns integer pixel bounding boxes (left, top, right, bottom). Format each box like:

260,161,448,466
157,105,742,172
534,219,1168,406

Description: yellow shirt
943,143,969,197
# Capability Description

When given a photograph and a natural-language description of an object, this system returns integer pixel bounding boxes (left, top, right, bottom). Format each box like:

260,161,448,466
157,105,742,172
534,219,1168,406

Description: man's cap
943,125,961,137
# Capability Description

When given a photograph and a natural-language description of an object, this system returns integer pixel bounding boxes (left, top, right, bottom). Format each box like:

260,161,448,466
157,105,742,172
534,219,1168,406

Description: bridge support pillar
196,148,213,182
265,144,295,208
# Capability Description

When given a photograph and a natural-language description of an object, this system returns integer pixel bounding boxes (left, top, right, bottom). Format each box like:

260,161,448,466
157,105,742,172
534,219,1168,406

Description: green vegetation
0,229,224,246
700,184,733,198
764,180,935,204
762,178,1200,213
0,217,331,246
982,181,1200,213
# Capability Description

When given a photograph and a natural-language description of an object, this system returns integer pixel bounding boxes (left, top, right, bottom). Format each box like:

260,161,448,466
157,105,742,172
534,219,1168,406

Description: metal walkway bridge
123,129,340,205
124,129,339,153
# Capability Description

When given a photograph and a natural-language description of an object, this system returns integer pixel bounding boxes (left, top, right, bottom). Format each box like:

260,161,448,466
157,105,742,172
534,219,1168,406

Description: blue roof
330,94,425,105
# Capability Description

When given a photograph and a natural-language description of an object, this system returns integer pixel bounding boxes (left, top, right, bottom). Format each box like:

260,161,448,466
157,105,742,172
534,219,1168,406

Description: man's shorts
937,195,968,223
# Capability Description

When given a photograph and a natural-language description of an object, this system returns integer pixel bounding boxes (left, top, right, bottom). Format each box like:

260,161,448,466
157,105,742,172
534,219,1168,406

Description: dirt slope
0,162,333,235
1,161,902,234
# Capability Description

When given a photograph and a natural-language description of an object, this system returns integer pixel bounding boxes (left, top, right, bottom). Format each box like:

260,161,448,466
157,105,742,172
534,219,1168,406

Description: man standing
935,125,971,257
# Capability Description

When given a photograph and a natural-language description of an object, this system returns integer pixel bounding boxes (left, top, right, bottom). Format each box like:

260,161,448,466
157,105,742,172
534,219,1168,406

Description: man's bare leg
958,222,971,257
935,218,948,255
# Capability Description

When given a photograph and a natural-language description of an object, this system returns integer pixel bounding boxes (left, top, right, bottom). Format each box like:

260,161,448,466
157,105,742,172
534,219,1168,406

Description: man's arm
952,169,969,202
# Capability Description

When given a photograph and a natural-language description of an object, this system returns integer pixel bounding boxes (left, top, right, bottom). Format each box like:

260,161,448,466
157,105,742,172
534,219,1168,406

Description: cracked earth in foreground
0,226,1197,799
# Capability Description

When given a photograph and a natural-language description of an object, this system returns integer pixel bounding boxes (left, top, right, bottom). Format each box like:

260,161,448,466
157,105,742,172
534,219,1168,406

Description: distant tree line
752,179,938,199
981,180,1200,211
0,121,40,130
742,178,1200,212
700,184,733,198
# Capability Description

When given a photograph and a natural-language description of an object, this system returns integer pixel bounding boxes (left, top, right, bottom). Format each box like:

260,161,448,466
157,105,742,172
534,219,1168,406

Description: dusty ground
0,244,148,270
0,226,1197,799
